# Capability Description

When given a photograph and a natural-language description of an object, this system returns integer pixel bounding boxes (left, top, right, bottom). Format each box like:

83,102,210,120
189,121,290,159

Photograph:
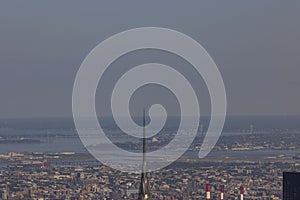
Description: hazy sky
0,1,300,119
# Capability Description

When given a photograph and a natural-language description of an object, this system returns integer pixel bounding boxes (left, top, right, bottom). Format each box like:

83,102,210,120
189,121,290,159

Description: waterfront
1,130,300,160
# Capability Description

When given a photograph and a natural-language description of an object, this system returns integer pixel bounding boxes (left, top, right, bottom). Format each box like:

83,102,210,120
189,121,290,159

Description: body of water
0,132,299,159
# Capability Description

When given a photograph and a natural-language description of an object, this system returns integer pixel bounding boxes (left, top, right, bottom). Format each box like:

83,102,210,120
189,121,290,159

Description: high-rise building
206,184,210,200
138,110,152,200
283,172,300,200
1,189,8,200
239,186,244,200
220,185,224,200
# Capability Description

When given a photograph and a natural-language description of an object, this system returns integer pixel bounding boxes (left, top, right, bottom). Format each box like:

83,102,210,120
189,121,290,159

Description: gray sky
0,1,300,119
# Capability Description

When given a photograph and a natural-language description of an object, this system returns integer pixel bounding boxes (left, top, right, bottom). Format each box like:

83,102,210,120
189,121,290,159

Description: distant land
0,115,299,131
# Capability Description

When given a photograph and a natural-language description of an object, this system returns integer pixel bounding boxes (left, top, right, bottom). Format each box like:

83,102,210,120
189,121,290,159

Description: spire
143,108,146,175
138,109,152,200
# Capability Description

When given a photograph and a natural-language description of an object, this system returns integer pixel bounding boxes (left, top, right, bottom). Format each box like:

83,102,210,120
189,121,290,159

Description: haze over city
0,1,300,200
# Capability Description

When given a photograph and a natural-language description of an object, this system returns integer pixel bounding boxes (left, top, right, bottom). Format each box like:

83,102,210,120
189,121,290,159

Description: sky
0,1,300,119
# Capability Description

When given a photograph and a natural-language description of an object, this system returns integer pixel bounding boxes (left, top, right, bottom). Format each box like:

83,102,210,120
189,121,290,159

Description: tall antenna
142,108,146,174
138,108,152,200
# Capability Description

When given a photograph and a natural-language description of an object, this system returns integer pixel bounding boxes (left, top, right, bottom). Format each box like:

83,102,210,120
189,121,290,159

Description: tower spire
138,109,152,200
143,108,146,175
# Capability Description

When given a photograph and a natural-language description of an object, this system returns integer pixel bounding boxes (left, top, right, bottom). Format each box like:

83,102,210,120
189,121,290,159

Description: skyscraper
283,172,300,200
138,110,152,200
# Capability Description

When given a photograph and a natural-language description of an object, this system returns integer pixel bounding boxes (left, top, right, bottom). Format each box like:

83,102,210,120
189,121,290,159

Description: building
138,110,152,200
283,172,300,200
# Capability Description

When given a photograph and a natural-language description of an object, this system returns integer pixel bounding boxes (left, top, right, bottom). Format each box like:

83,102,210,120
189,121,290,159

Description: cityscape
1,1,300,200
0,120,300,199
0,149,298,199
